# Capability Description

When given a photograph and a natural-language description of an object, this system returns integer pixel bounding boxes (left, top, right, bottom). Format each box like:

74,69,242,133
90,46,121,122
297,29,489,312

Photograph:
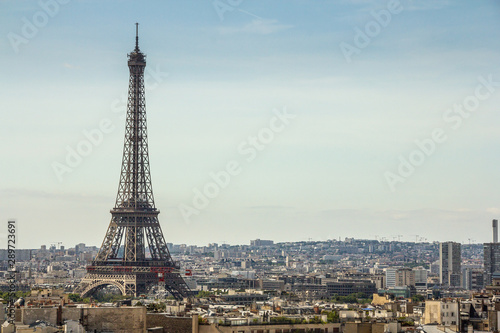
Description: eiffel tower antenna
135,22,139,52
75,24,190,300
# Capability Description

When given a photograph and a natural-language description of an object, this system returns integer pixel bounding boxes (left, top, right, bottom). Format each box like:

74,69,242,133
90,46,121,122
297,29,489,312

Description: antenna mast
135,22,139,52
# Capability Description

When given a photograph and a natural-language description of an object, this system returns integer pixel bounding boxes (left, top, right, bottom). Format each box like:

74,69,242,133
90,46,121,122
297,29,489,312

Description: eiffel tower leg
123,274,137,296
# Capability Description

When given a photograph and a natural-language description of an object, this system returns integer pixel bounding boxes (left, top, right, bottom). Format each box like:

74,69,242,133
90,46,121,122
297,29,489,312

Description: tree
196,290,214,298
411,294,425,303
331,293,372,304
146,302,166,312
398,316,415,326
68,293,83,303
321,310,339,323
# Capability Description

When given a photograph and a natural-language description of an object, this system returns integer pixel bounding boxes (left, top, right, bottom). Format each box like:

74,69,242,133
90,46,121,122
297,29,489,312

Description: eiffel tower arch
75,24,190,300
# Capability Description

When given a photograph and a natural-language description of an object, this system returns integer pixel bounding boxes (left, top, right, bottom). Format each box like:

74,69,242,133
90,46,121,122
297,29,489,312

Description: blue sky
1,0,500,248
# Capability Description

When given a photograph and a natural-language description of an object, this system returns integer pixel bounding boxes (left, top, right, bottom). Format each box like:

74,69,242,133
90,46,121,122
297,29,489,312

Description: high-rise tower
75,24,190,299
439,241,461,287
484,219,500,286
493,219,498,243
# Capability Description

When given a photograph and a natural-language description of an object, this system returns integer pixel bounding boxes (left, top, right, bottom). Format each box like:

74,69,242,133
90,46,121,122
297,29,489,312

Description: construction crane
50,242,63,250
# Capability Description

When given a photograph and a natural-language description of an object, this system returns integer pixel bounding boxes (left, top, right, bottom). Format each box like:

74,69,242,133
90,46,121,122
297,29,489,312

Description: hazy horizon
1,1,500,248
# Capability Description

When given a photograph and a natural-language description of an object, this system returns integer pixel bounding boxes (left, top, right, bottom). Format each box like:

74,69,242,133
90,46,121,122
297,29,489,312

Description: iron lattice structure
76,25,190,299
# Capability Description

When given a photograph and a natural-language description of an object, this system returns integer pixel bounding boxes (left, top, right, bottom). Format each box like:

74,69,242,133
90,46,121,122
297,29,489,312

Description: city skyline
1,1,500,248
2,234,494,251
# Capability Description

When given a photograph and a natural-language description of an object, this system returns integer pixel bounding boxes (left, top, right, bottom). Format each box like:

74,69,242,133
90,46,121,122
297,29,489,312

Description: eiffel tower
75,24,190,300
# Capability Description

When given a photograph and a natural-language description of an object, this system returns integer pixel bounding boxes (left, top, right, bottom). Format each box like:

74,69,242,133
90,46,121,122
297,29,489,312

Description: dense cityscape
2,229,500,332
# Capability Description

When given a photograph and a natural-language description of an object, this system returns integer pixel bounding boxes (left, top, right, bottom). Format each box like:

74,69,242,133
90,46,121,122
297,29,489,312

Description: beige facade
423,300,442,324
423,300,459,328
396,268,415,287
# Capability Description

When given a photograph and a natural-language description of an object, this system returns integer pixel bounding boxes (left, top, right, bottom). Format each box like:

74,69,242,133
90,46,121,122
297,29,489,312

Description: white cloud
487,207,500,215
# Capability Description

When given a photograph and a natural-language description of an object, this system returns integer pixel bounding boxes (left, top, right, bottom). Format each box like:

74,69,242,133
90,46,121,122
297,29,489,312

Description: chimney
493,219,498,243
